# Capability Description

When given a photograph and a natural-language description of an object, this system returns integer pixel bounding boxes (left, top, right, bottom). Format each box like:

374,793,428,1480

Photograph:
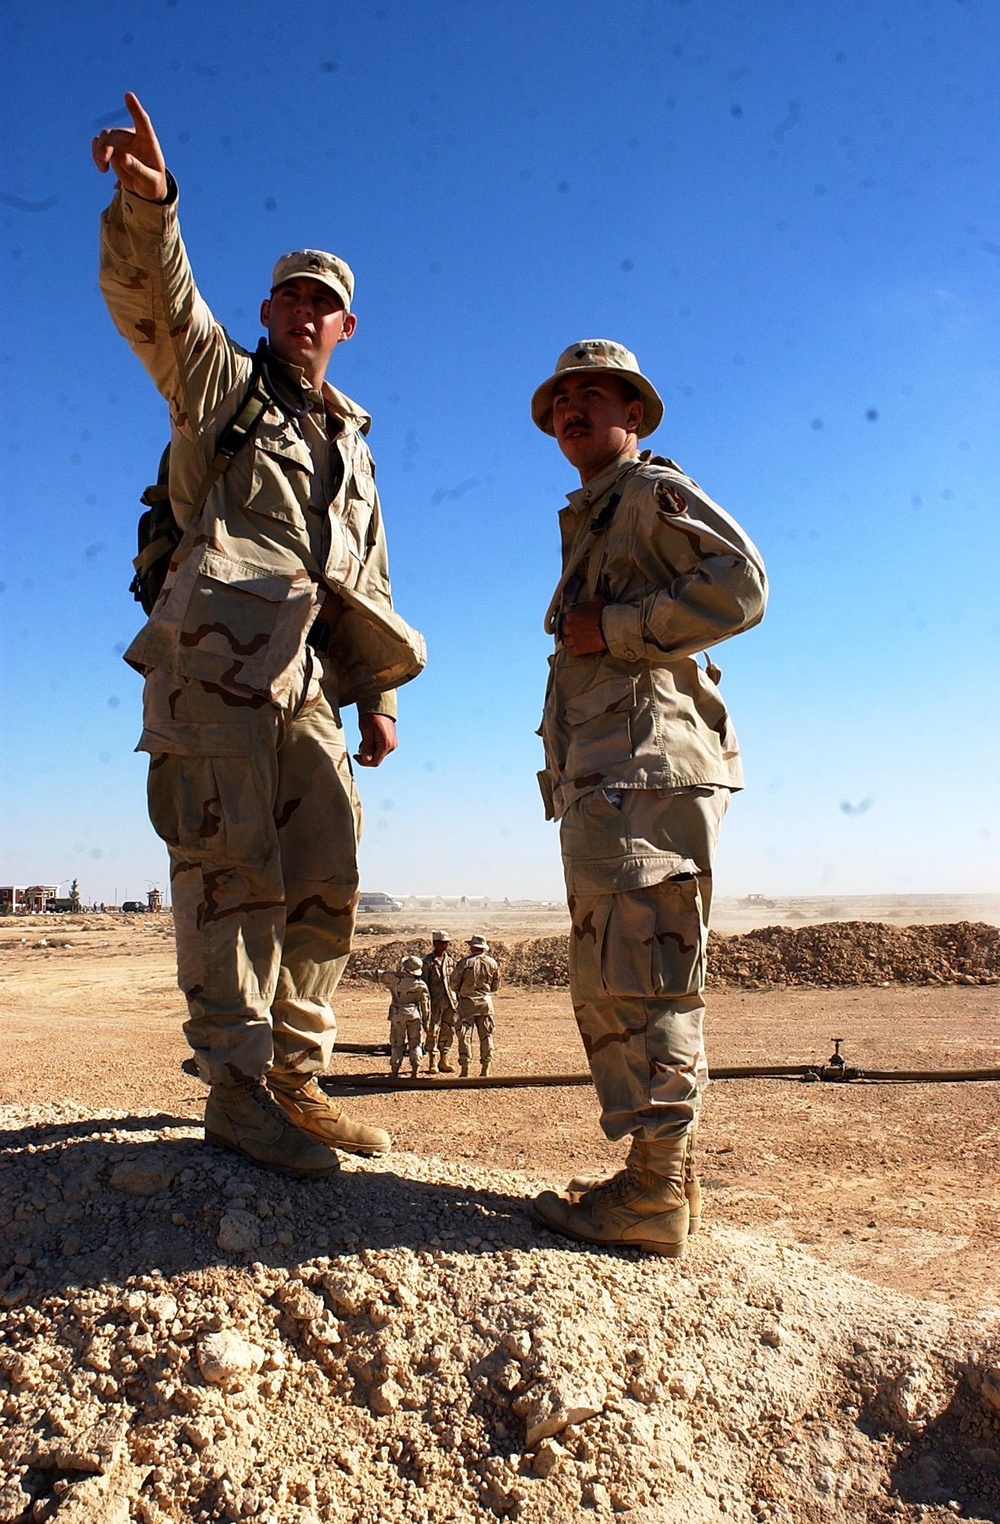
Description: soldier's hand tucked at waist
91,92,168,203
355,713,397,768
562,596,609,656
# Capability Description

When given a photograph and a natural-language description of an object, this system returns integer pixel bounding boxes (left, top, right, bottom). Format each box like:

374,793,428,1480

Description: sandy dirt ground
2,911,998,1317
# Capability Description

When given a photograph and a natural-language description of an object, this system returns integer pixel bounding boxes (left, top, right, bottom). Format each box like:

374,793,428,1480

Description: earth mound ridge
345,920,1000,990
2,1103,999,1523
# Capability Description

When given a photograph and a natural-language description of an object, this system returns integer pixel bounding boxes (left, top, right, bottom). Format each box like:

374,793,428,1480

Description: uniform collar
564,450,640,516
277,358,373,436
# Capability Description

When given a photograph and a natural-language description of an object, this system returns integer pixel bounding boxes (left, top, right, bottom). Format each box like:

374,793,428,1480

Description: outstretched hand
91,92,168,202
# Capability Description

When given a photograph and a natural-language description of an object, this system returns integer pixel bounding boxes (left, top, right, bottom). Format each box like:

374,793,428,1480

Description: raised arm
94,93,244,437
92,91,168,202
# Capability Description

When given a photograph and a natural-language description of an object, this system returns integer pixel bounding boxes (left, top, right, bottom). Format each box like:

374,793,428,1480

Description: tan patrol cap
531,339,663,439
270,249,355,312
468,935,489,952
431,930,451,943
400,955,423,974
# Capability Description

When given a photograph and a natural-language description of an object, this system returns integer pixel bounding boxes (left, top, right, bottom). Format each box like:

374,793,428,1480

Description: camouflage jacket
99,178,425,714
421,951,458,1011
378,970,430,1021
450,954,501,1000
539,451,767,821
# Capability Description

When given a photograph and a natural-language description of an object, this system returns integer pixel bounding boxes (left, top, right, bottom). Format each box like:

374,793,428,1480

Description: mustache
559,417,592,432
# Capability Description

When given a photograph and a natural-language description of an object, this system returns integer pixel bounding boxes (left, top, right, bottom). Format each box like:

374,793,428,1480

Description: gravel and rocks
3,1101,1000,1522
345,921,1000,991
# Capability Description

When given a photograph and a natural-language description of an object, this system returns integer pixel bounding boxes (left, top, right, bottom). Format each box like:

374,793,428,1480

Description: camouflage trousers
425,1000,458,1055
389,1014,424,1069
139,671,361,1087
456,997,495,1067
561,785,730,1144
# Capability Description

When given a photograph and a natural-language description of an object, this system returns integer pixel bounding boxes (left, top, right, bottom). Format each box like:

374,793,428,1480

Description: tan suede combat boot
267,1073,391,1157
460,1062,470,1077
427,1053,438,1074
480,1061,491,1077
437,1056,455,1073
533,1136,689,1257
205,1072,340,1179
567,1130,702,1234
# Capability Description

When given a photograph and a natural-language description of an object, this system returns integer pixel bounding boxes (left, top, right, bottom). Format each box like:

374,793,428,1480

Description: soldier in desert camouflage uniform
421,931,458,1073
93,95,425,1178
450,937,501,1077
378,957,429,1079
529,341,767,1256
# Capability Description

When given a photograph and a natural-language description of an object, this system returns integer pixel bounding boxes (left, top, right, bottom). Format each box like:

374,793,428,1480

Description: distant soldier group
377,932,501,1078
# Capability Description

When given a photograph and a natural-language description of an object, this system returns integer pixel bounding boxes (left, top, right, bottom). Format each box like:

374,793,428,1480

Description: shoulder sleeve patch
655,479,687,515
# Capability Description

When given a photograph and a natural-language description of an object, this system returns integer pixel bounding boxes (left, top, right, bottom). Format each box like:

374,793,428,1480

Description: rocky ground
2,1100,1000,1524
2,915,1000,1522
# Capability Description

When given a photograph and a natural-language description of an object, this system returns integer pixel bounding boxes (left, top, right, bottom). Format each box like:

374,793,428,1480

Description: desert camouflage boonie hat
400,955,423,974
270,249,355,312
431,930,451,943
468,936,489,952
531,339,664,439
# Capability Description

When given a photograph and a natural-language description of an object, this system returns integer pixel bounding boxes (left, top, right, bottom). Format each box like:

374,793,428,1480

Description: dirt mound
345,923,1000,991
2,1102,1000,1523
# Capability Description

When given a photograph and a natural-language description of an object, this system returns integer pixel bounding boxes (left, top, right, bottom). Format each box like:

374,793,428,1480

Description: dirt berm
2,1102,1000,1524
346,920,1000,989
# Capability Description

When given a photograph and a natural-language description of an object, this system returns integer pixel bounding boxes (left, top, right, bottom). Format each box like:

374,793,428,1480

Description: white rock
515,1375,606,1447
196,1331,265,1388
217,1210,261,1254
369,1377,403,1415
277,1282,326,1321
980,1363,1000,1415
109,1158,175,1196
668,1370,700,1401
532,1438,566,1478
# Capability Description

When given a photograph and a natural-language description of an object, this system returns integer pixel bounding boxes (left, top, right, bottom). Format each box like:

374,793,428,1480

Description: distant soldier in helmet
421,930,458,1073
450,936,501,1077
377,956,429,1079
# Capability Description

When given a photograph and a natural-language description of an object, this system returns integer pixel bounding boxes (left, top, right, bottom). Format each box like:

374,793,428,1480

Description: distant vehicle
738,893,777,909
44,898,77,914
358,892,402,913
121,900,147,914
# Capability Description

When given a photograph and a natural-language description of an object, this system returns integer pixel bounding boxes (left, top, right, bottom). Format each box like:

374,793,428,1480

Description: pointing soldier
529,341,767,1256
450,936,501,1078
378,956,429,1080
421,930,458,1073
92,95,425,1178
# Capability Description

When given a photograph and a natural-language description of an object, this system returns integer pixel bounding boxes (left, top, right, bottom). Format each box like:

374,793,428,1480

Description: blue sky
2,0,998,903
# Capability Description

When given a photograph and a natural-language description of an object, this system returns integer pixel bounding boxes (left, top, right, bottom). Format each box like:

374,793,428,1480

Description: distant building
400,895,493,910
0,885,59,914
147,888,163,912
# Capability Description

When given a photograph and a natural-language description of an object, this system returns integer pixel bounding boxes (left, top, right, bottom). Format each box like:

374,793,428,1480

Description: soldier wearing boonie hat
450,938,501,1077
421,930,458,1074
528,338,769,1258
92,92,425,1180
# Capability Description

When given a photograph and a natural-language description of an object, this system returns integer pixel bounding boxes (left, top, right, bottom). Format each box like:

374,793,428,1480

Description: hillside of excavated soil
2,1101,1000,1524
344,919,1000,989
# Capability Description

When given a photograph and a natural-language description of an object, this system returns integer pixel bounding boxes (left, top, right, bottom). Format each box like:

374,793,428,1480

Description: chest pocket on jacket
245,419,313,520
564,675,635,780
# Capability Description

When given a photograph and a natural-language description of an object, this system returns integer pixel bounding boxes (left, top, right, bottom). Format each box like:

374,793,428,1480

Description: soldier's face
551,374,644,480
433,941,449,954
260,277,357,378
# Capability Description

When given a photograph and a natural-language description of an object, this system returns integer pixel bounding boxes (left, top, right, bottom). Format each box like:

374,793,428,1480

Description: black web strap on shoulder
188,344,274,518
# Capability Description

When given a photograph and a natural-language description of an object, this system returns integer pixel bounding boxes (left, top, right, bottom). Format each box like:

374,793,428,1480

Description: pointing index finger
124,91,152,131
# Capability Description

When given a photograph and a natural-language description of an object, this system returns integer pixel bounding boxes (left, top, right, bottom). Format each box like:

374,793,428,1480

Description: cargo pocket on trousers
140,722,266,869
570,874,706,1002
